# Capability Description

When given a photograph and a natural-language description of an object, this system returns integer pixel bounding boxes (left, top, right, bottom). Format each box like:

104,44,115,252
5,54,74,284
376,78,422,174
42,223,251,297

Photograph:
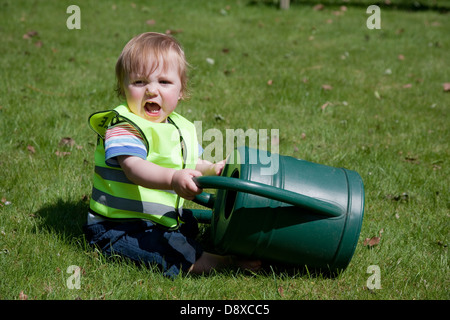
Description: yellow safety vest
88,105,198,229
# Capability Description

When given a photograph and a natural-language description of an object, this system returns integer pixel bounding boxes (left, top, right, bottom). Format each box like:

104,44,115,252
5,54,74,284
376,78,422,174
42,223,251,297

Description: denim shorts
83,210,204,278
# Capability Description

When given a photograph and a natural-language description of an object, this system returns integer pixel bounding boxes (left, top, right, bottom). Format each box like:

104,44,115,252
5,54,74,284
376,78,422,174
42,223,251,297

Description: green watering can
191,146,365,273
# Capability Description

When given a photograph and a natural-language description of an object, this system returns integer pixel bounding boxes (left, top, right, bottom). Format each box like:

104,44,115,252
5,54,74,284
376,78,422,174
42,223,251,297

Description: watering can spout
193,190,215,209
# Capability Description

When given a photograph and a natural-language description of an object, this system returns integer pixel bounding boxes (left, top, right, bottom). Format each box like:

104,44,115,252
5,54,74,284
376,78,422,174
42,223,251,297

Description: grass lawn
0,0,448,301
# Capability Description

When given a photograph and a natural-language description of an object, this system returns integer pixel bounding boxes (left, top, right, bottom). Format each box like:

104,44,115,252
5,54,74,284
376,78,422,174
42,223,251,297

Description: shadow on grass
248,0,450,13
34,200,342,279
35,198,88,243
197,224,341,279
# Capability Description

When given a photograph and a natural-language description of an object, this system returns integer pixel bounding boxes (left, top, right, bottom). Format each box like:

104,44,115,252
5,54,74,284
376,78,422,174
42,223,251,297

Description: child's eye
132,80,146,86
159,80,171,85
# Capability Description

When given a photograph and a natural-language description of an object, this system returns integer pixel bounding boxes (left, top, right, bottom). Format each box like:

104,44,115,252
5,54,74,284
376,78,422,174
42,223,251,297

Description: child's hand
171,169,203,200
196,159,226,176
211,160,226,176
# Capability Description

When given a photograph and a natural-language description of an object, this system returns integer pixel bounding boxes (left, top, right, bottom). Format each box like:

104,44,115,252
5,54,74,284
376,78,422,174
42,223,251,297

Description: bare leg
189,252,261,274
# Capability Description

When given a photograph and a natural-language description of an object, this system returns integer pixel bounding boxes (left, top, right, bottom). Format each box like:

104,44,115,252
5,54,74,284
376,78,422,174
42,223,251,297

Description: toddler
84,32,260,278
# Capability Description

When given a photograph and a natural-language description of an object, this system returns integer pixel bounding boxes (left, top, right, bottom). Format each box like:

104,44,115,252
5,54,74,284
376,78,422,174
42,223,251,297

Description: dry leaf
23,30,38,39
55,151,71,157
277,286,285,297
364,236,380,247
27,145,36,154
320,102,330,110
165,29,183,35
146,19,156,25
267,79,273,86
313,4,324,11
403,83,412,89
364,229,383,247
443,83,450,92
59,137,75,147
321,84,332,90
19,291,28,300
1,197,12,206
398,54,405,60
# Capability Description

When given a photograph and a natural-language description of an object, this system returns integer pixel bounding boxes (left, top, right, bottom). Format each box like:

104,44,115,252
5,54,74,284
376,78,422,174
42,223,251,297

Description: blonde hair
115,32,189,99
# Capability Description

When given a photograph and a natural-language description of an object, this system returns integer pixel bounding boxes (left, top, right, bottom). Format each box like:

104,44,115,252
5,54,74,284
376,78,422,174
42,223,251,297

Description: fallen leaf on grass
320,101,330,110
19,291,28,300
364,236,380,247
321,84,333,91
146,19,156,25
27,145,36,154
277,286,285,297
313,4,324,11
59,137,75,147
165,29,183,35
404,156,419,164
402,83,412,89
267,79,273,86
55,151,71,157
364,229,383,248
1,197,12,206
386,192,409,201
443,83,450,92
23,30,38,39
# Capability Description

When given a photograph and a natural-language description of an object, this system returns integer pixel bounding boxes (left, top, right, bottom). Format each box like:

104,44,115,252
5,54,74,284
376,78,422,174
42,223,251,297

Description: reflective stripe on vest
88,105,198,228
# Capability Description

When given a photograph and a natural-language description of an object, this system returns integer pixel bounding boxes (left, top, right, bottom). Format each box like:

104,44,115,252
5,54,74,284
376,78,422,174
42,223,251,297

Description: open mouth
144,102,161,116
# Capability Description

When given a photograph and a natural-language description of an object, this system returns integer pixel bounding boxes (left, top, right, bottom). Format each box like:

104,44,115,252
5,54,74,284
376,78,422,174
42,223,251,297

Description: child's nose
145,83,157,96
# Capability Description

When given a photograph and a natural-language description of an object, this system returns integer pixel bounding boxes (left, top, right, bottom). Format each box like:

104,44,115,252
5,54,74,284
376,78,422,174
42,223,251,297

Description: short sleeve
104,122,147,167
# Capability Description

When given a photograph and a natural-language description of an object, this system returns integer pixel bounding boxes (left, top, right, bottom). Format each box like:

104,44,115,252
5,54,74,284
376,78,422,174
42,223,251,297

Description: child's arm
117,155,202,200
196,159,226,176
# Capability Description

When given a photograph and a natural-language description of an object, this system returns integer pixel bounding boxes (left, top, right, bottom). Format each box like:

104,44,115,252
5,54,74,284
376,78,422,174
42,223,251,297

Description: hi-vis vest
88,105,198,229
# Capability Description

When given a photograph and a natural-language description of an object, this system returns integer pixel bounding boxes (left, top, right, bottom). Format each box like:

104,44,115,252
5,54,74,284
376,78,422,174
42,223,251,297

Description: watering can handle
192,176,344,218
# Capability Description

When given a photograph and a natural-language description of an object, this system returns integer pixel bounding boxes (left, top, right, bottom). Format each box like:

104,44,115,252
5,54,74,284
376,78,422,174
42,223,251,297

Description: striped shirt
104,122,147,167
104,121,204,167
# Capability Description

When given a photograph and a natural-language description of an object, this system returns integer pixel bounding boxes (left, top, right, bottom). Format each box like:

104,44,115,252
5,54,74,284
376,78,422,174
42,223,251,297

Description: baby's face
124,54,182,123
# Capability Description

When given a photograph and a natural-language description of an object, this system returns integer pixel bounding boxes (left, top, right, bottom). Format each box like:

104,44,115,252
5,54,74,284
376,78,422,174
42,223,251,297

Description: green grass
0,0,448,300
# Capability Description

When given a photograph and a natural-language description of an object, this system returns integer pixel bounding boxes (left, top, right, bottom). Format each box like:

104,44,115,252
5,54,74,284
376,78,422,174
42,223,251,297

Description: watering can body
193,146,365,273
